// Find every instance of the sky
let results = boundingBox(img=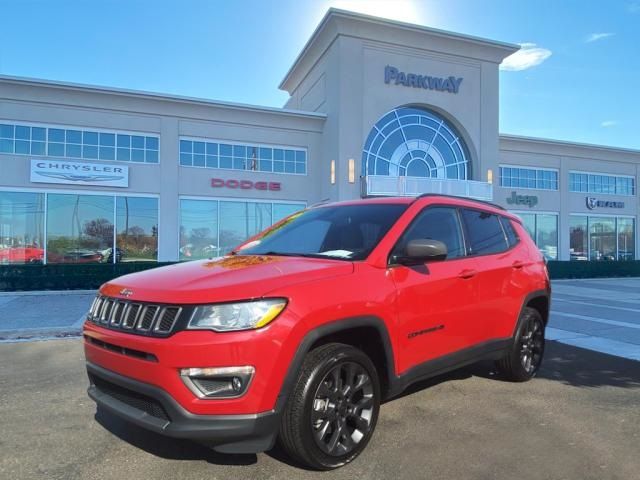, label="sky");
[0,0,638,149]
